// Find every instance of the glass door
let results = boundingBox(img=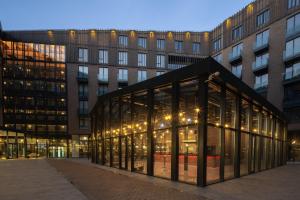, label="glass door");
[120,135,131,170]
